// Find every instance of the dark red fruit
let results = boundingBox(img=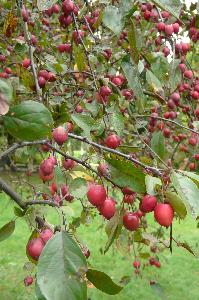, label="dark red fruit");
[40,159,54,175]
[24,276,33,286]
[87,184,106,207]
[123,194,136,204]
[26,237,45,260]
[52,126,68,145]
[63,159,76,170]
[123,212,140,231]
[133,260,141,269]
[140,195,157,213]
[40,228,54,244]
[99,197,116,220]
[105,134,121,149]
[154,203,174,227]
